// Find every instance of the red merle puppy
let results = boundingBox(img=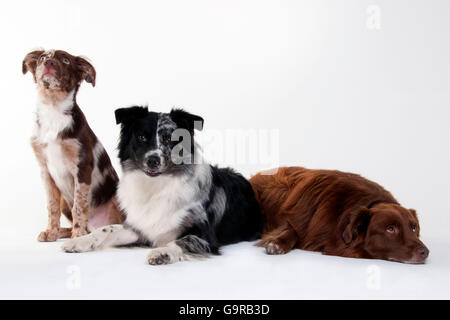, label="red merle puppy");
[23,49,124,241]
